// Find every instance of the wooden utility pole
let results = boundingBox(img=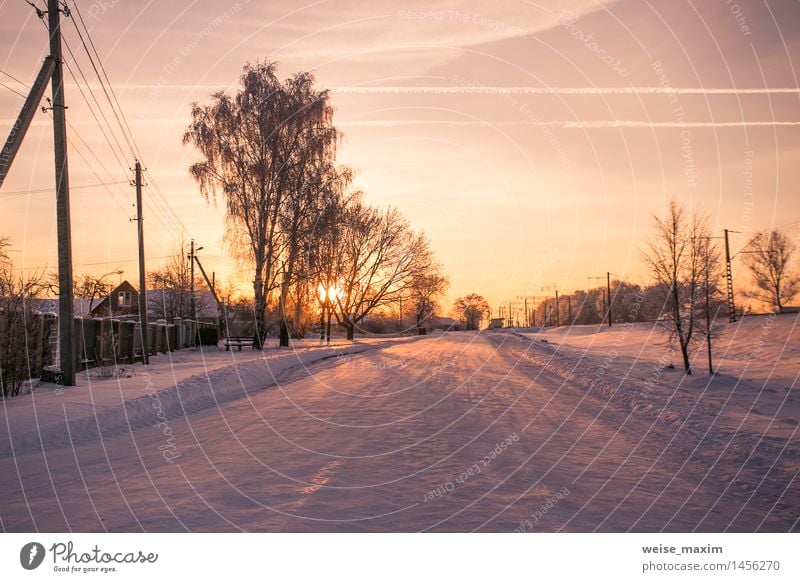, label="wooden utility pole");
[192,252,224,335]
[189,239,195,320]
[50,0,75,386]
[133,161,149,364]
